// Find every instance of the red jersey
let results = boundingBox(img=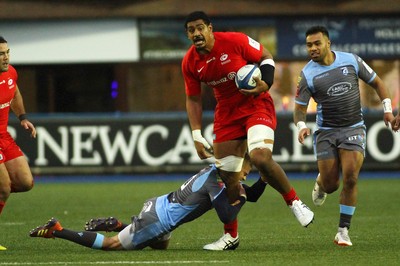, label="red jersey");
[182,32,276,141]
[0,64,18,132]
